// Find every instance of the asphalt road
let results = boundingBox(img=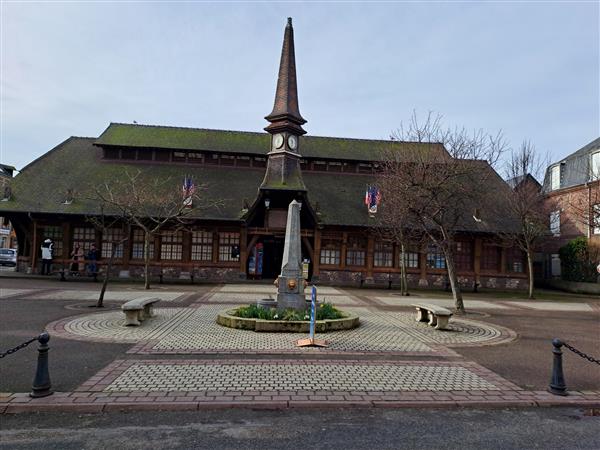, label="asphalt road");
[1,407,598,450]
